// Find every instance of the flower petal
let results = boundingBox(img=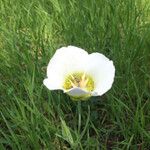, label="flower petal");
[44,46,88,90]
[64,87,91,100]
[64,87,89,96]
[43,78,63,90]
[85,53,115,96]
